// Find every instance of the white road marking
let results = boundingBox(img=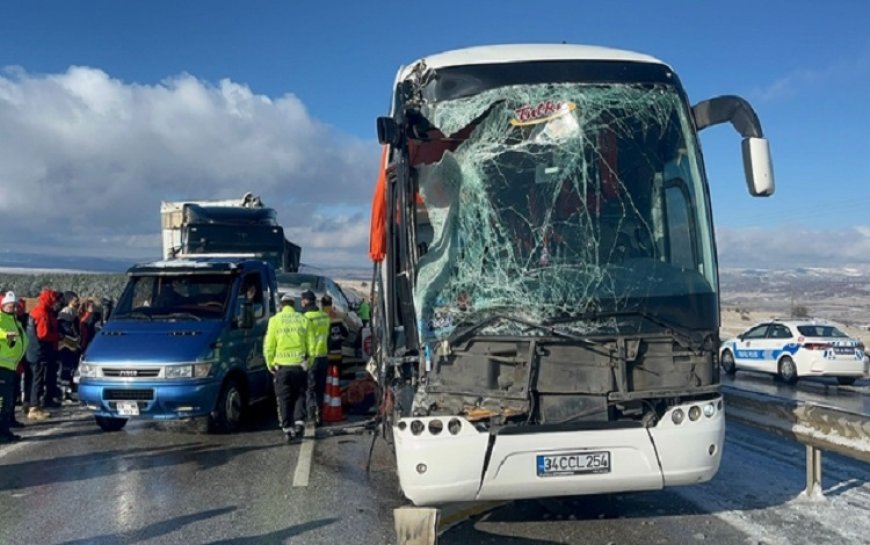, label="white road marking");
[292,426,316,487]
